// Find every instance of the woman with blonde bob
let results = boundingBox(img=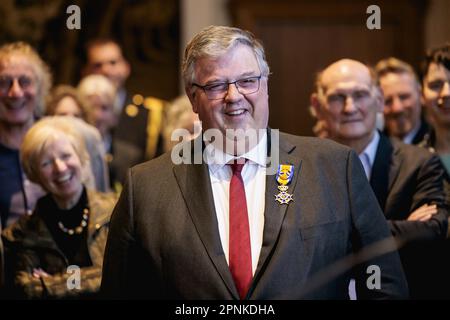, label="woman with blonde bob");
[1,117,116,299]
